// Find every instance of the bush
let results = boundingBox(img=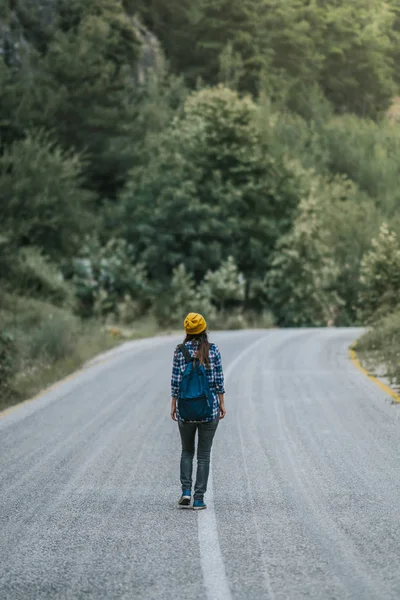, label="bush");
[0,294,56,332]
[28,313,79,363]
[358,224,400,323]
[153,264,216,328]
[203,256,245,313]
[0,293,79,368]
[0,289,128,409]
[224,311,247,330]
[246,310,275,329]
[0,331,18,394]
[5,248,74,307]
[356,310,400,386]
[211,309,275,331]
[72,237,150,318]
[116,295,143,325]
